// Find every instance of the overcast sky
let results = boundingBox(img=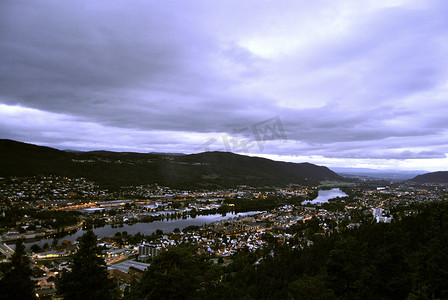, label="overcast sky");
[1,0,448,171]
